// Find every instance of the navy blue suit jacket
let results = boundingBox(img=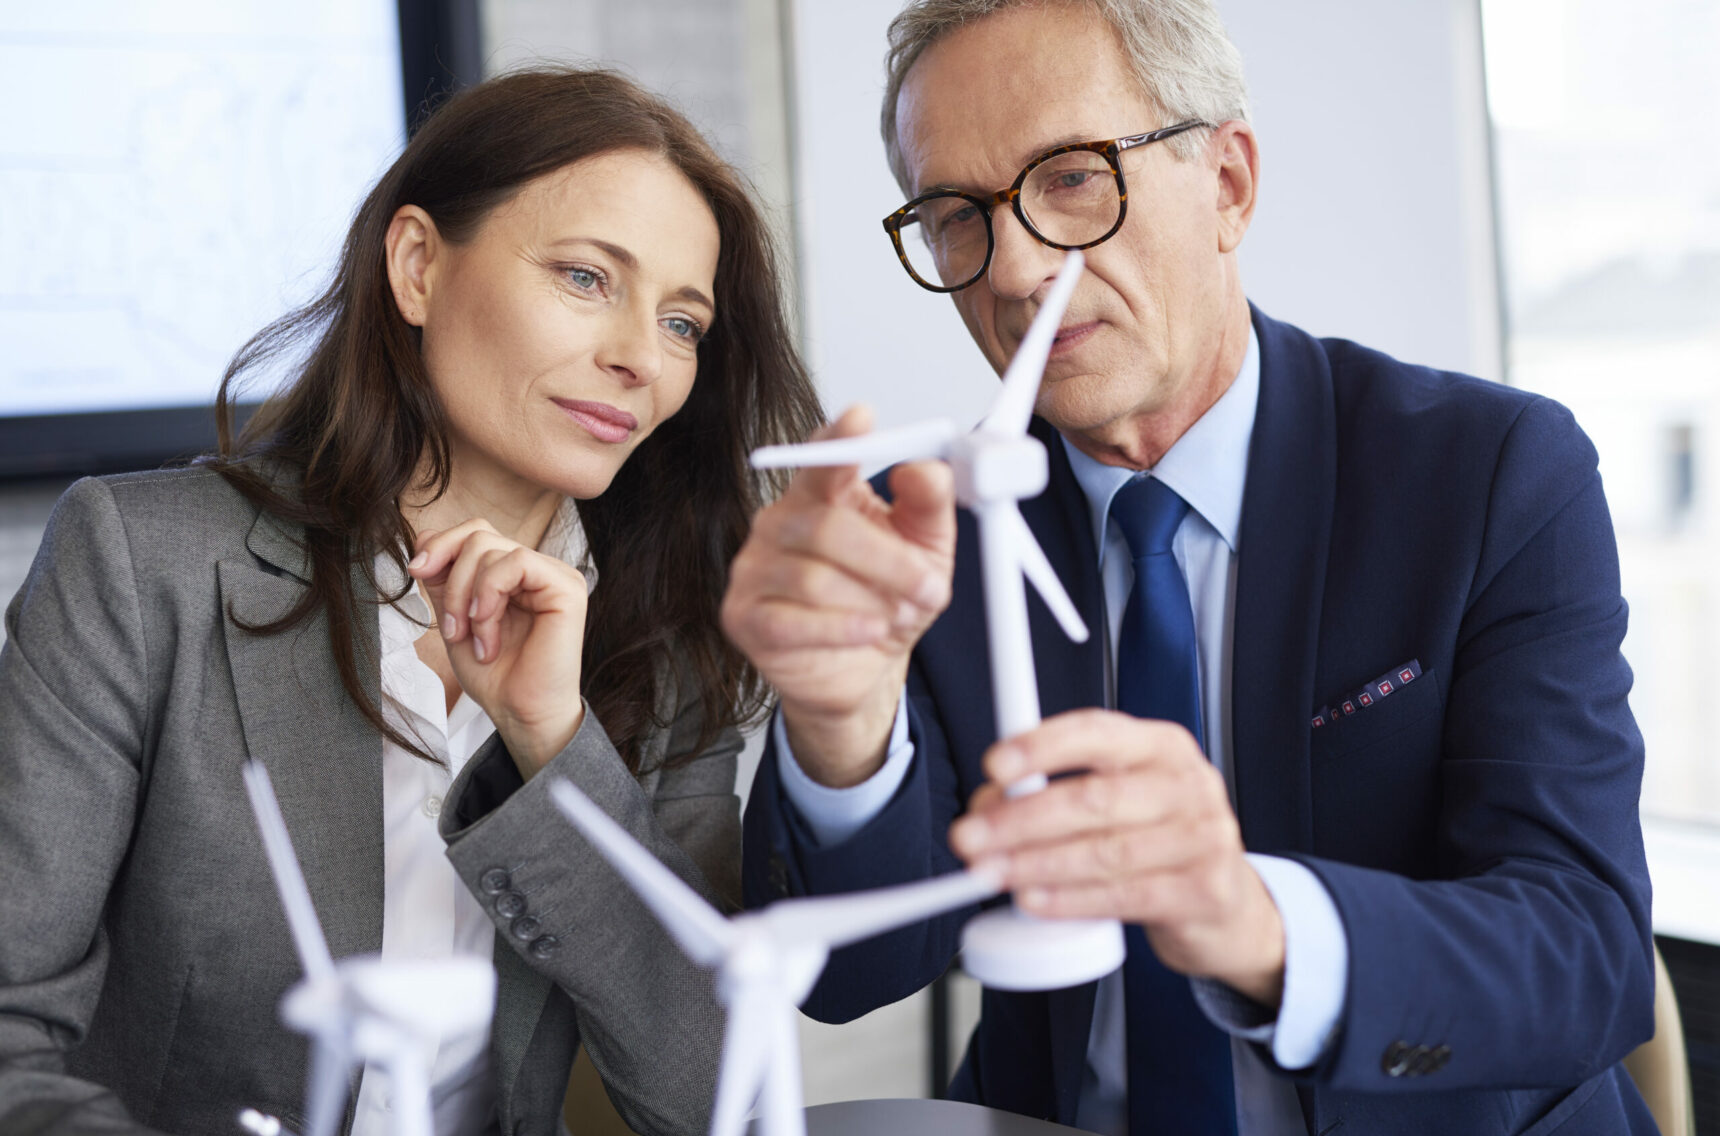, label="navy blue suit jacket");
[743,308,1656,1135]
